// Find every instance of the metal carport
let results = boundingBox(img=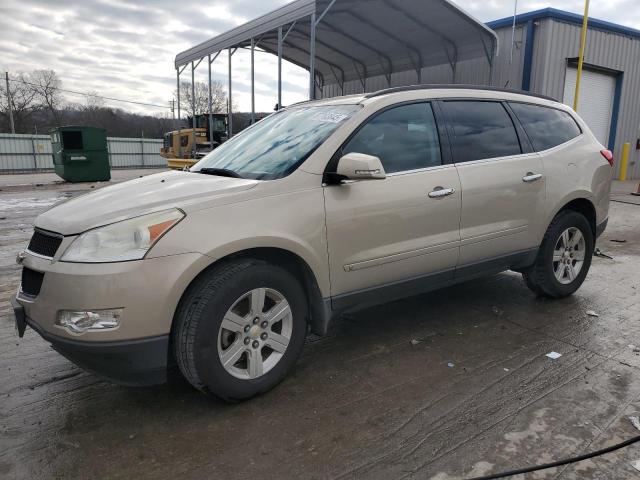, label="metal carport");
[175,0,498,137]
